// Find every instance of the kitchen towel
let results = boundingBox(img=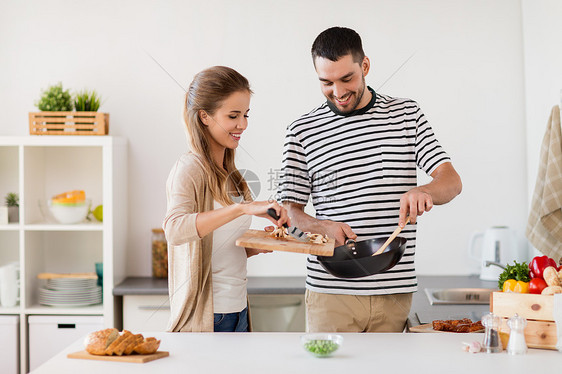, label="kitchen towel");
[526,105,562,259]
